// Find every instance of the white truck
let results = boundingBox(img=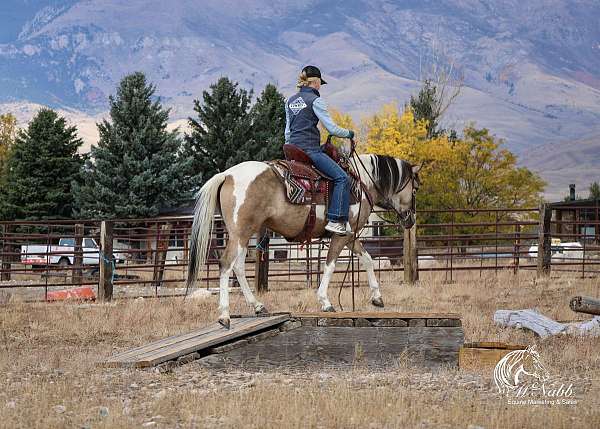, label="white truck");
[21,237,126,267]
